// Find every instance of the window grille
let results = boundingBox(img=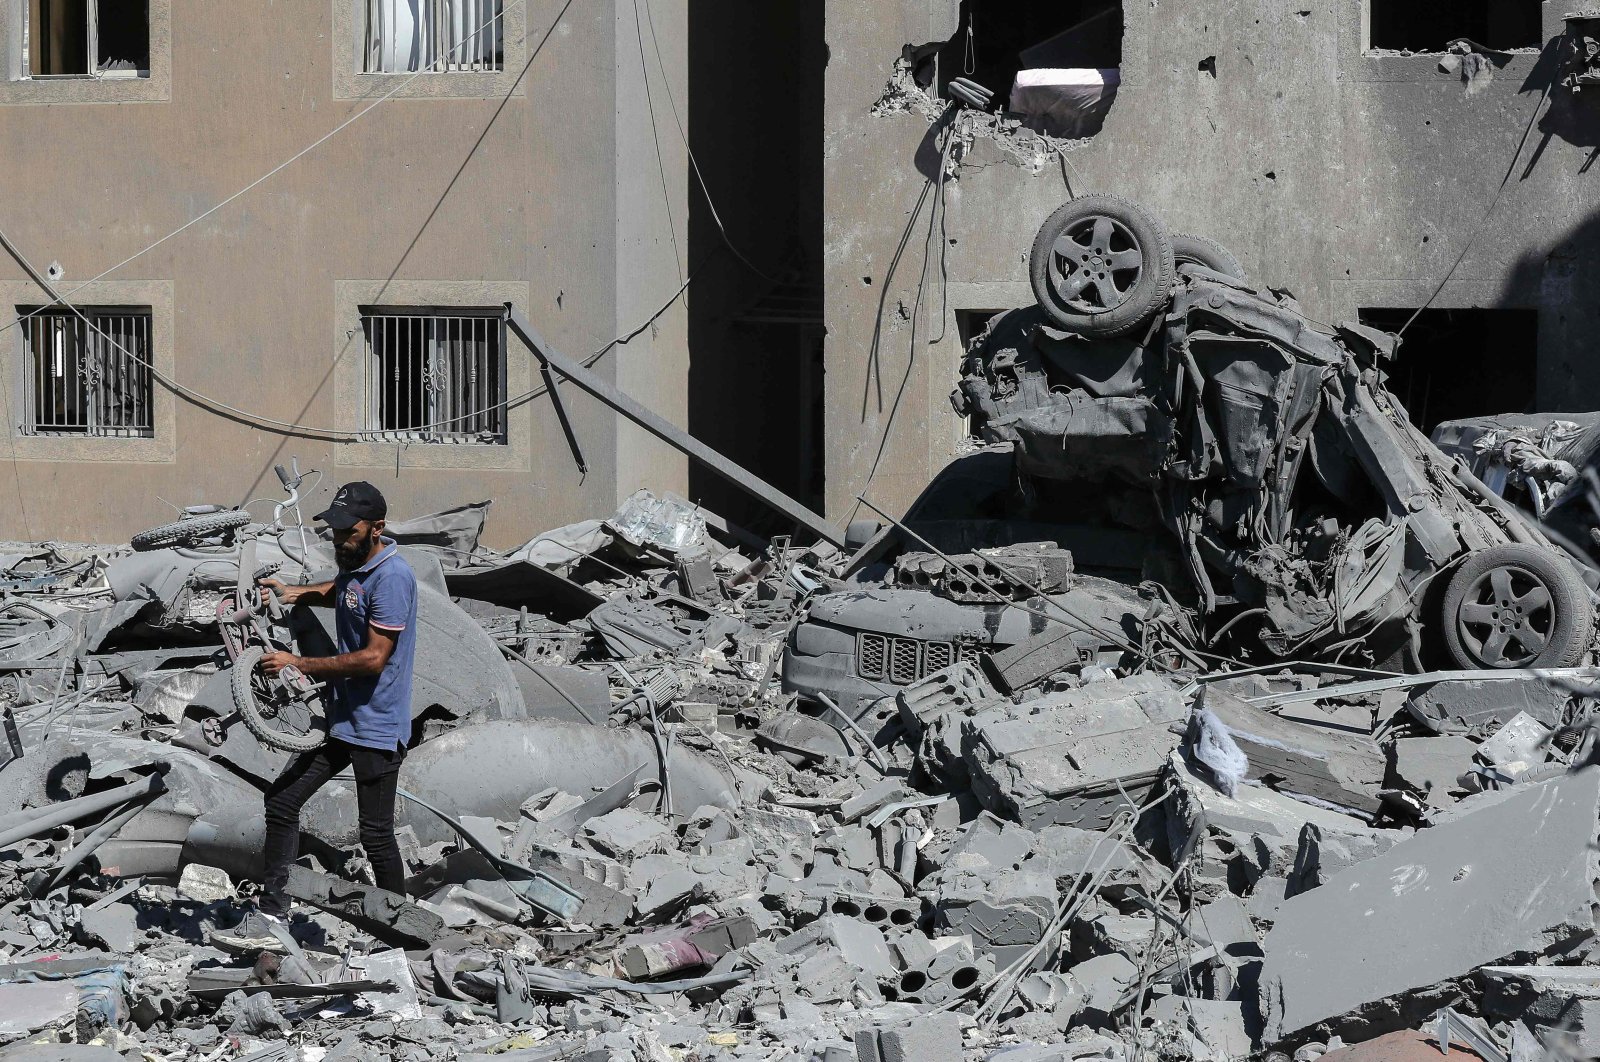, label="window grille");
[362,0,504,73]
[18,307,154,438]
[360,308,507,444]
